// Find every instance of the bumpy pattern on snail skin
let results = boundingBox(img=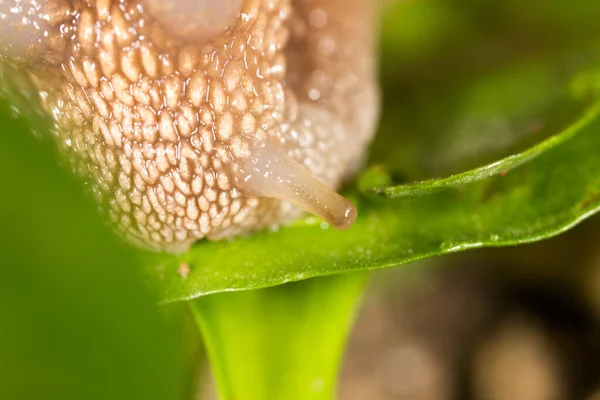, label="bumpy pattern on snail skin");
[0,0,380,253]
